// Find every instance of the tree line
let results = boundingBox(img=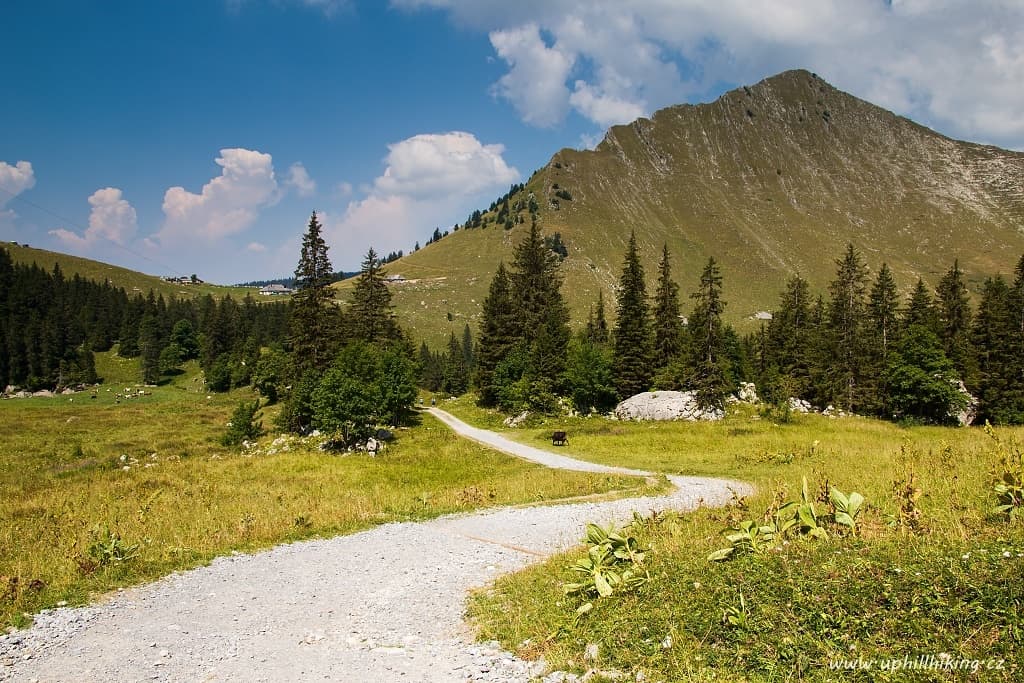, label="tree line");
[0,247,290,391]
[451,231,1024,425]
